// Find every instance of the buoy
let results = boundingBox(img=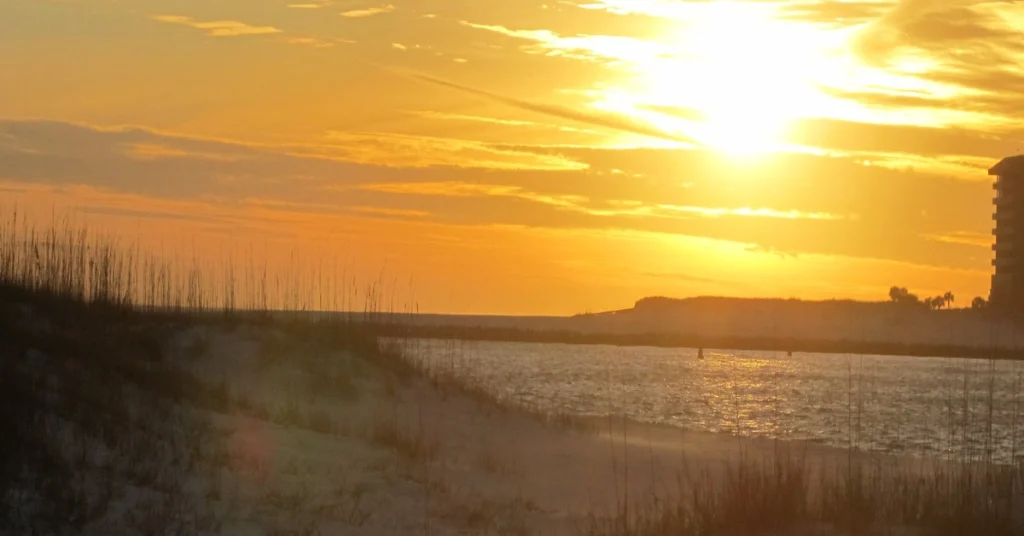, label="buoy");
[697,348,704,359]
